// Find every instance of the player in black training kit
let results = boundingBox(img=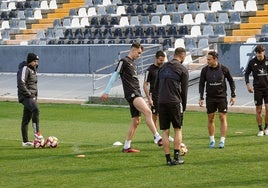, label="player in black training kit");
[245,44,268,136]
[199,51,236,149]
[143,51,174,143]
[101,42,162,153]
[155,47,188,166]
